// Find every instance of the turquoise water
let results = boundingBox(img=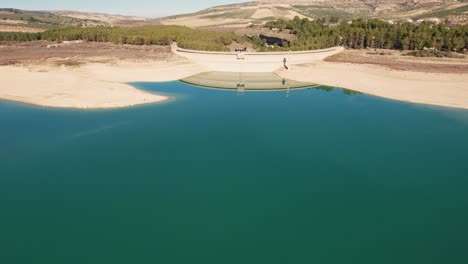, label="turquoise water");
[1,81,468,264]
